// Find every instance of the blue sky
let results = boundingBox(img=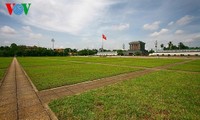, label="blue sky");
[0,0,200,50]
